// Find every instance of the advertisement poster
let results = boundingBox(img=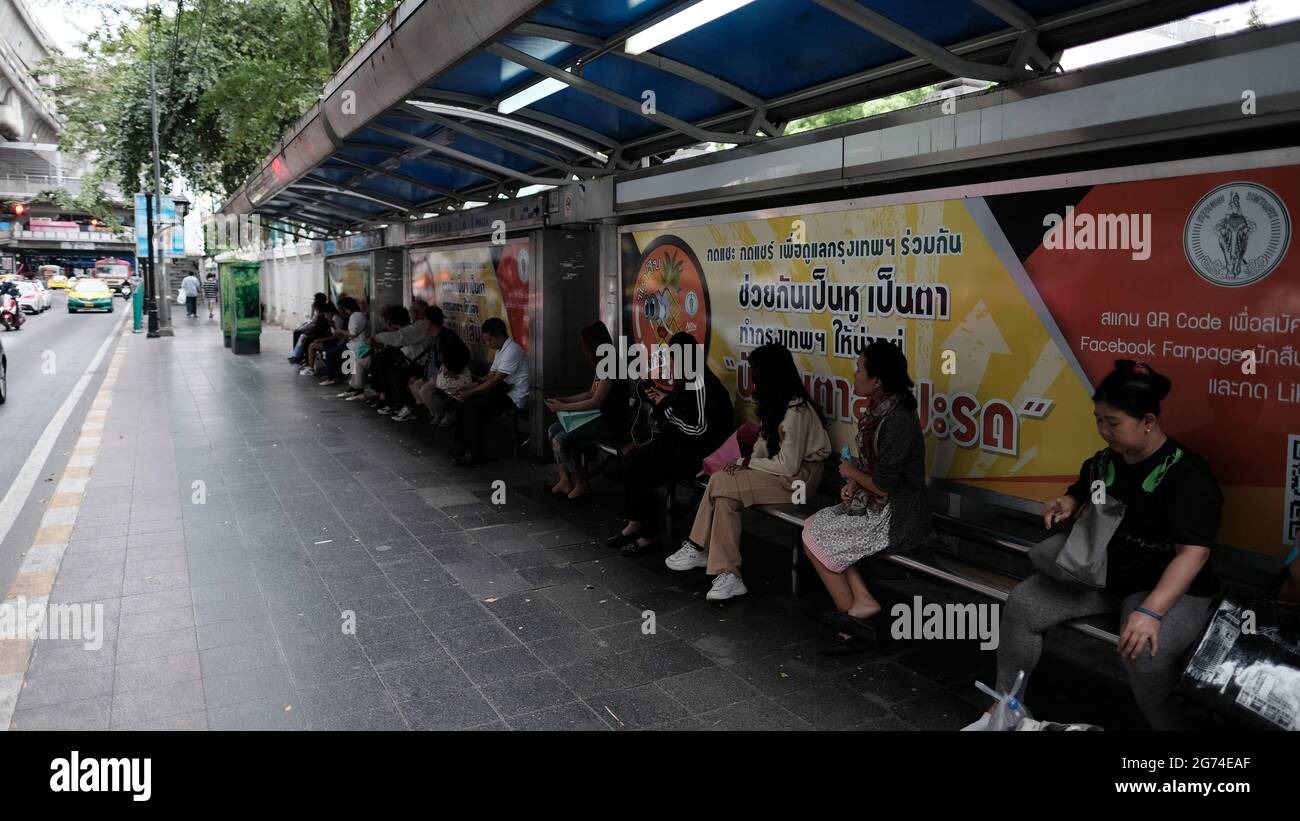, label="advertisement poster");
[622,162,1298,557]
[232,262,261,335]
[326,255,371,306]
[410,240,530,354]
